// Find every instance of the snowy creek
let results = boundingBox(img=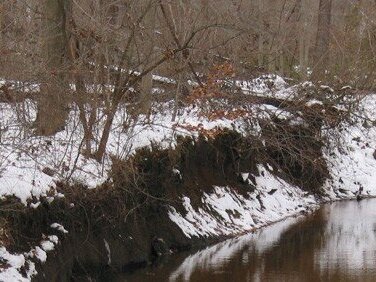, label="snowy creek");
[113,198,376,282]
